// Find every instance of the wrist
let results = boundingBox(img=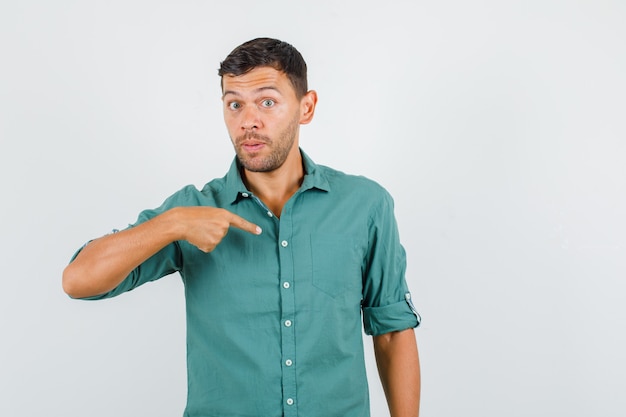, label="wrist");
[157,207,187,242]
